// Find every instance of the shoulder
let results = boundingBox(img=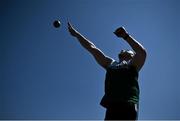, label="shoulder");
[106,60,119,69]
[128,60,139,73]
